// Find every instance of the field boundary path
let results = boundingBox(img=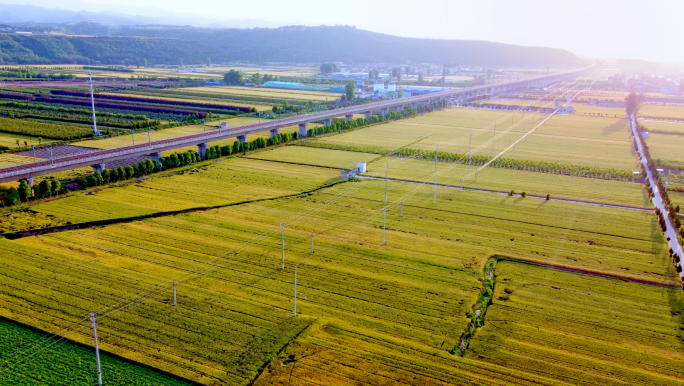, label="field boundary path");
[630,113,684,279]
